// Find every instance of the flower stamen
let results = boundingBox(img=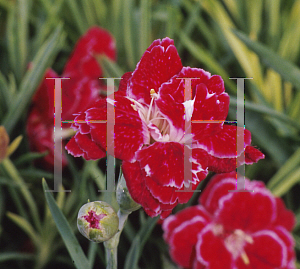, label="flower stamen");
[241,252,250,265]
[147,89,157,123]
[131,104,137,111]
